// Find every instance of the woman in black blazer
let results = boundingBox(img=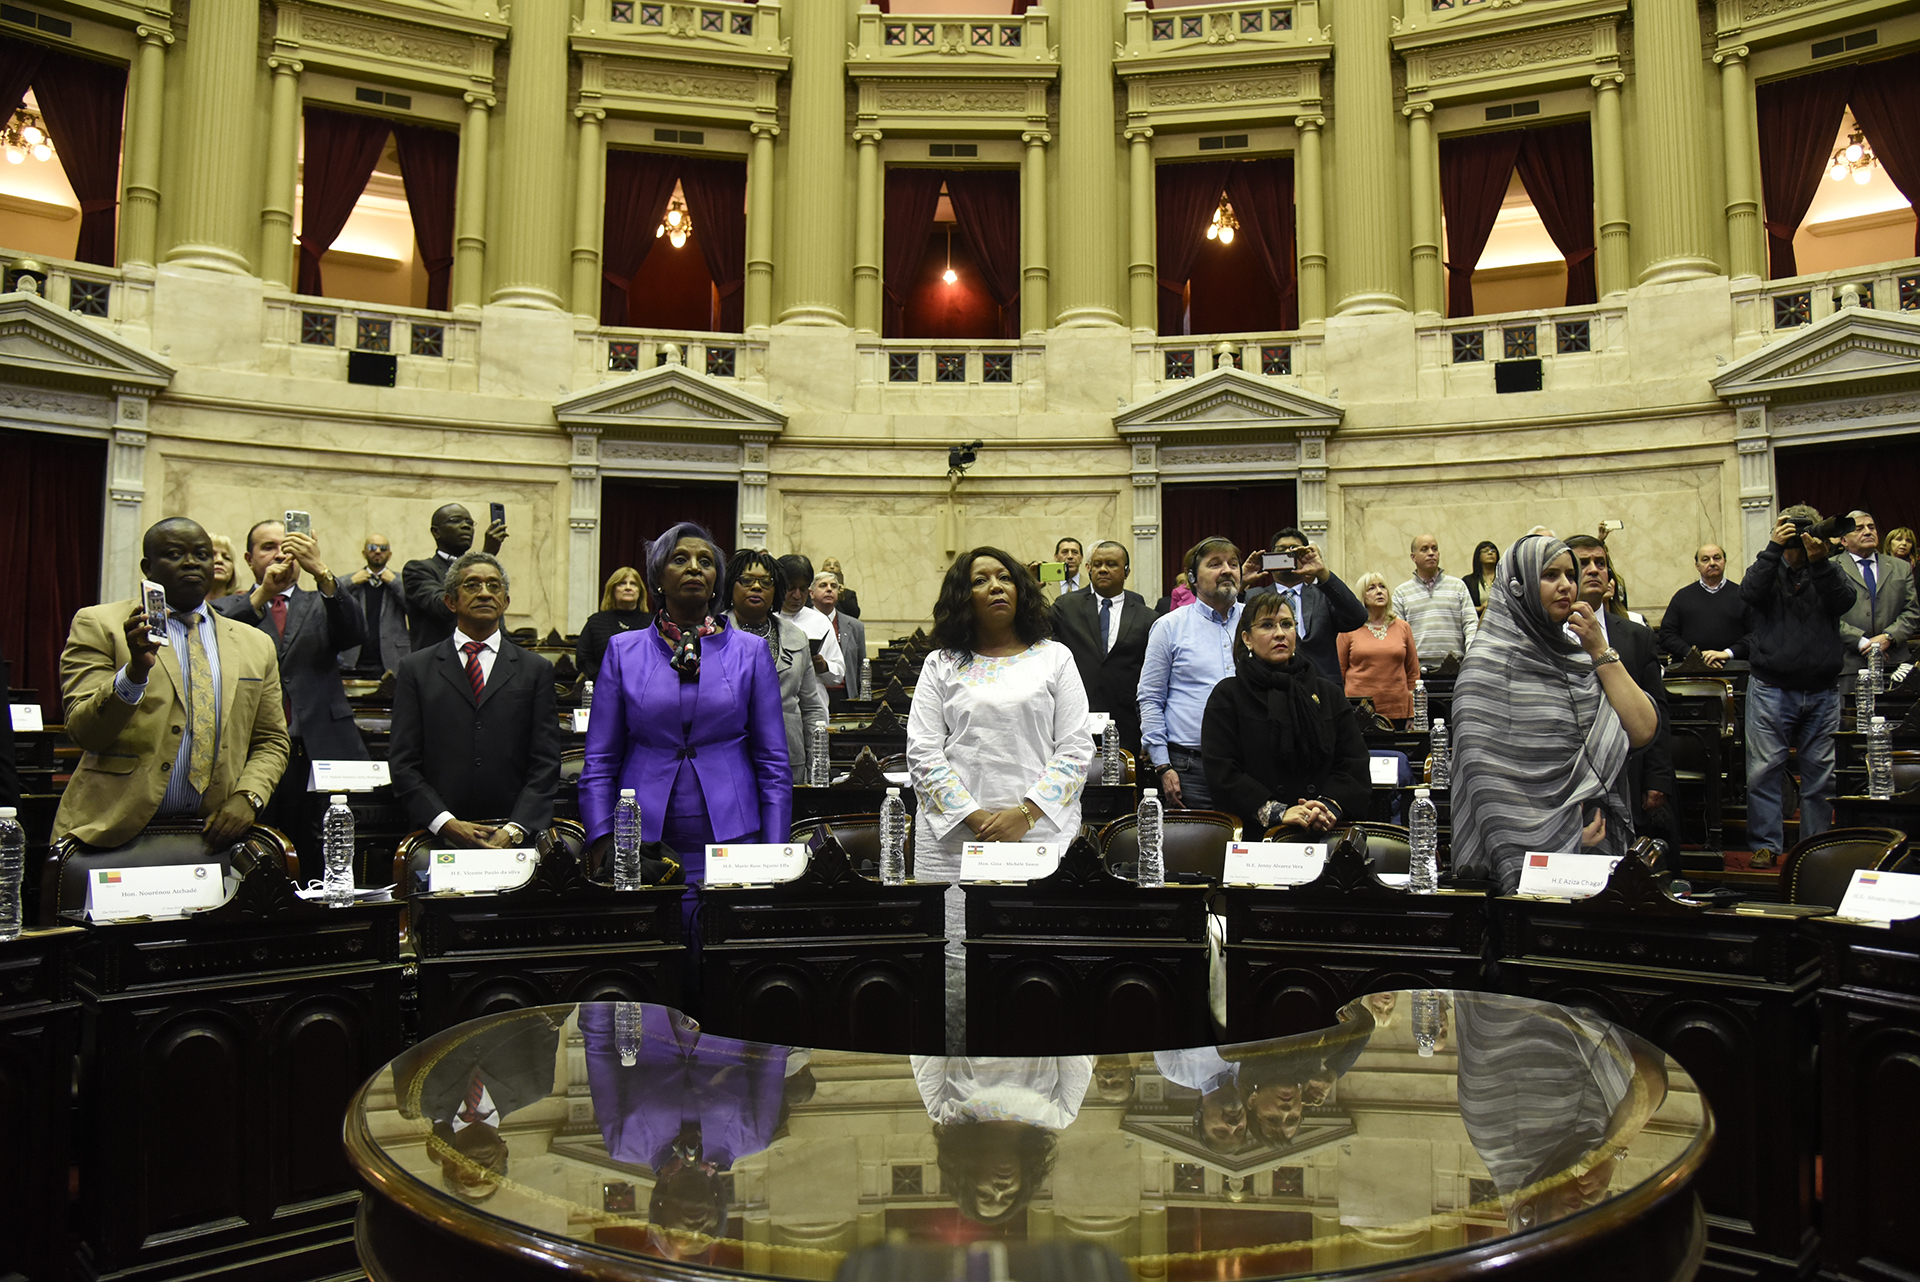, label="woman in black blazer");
[1201,592,1370,836]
